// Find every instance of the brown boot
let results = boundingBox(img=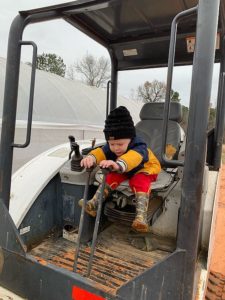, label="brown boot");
[78,184,111,217]
[132,192,150,233]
